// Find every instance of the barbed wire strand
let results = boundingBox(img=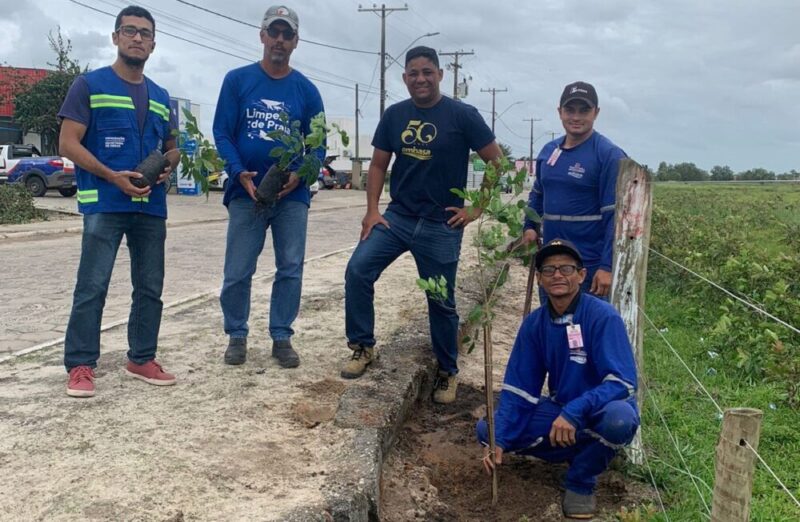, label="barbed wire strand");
[649,248,800,336]
[641,307,800,510]
[640,432,672,521]
[744,439,800,509]
[641,378,712,517]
